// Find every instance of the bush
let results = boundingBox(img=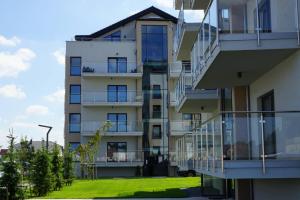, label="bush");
[51,144,63,190]
[63,146,74,185]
